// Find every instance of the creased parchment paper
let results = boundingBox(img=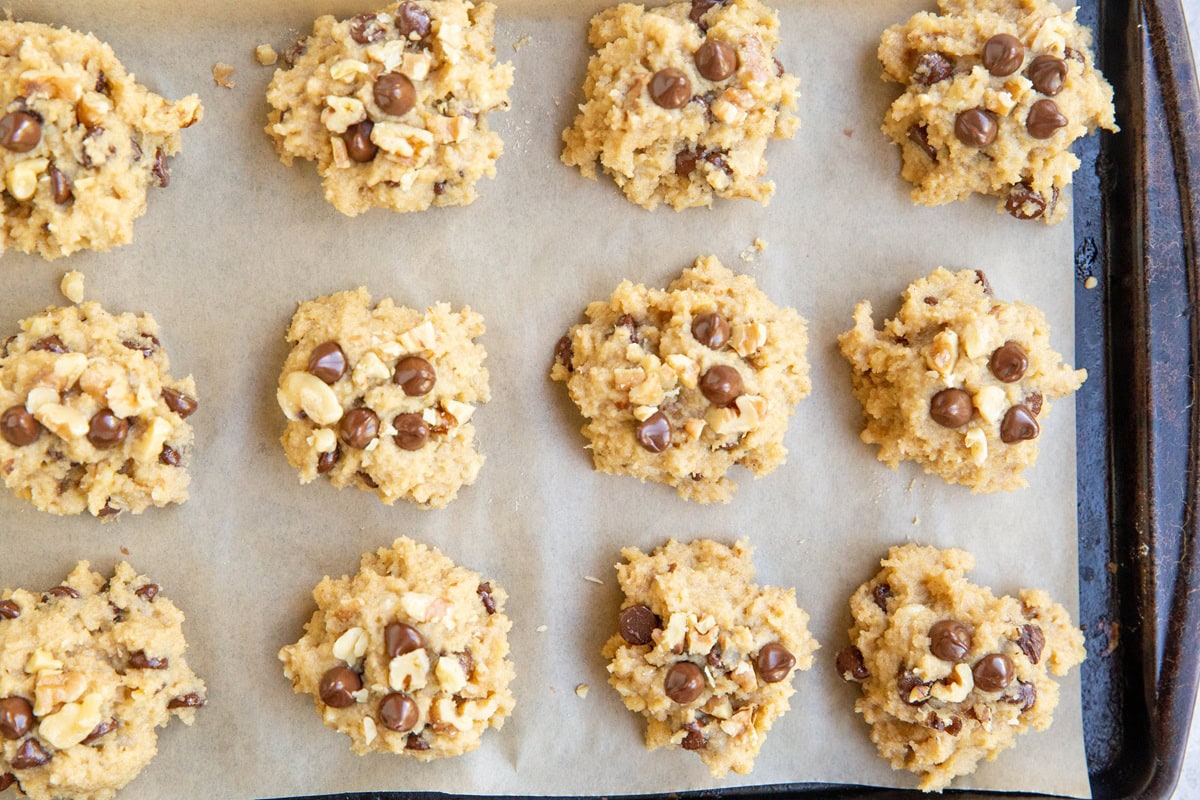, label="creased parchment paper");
[0,0,1091,797]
